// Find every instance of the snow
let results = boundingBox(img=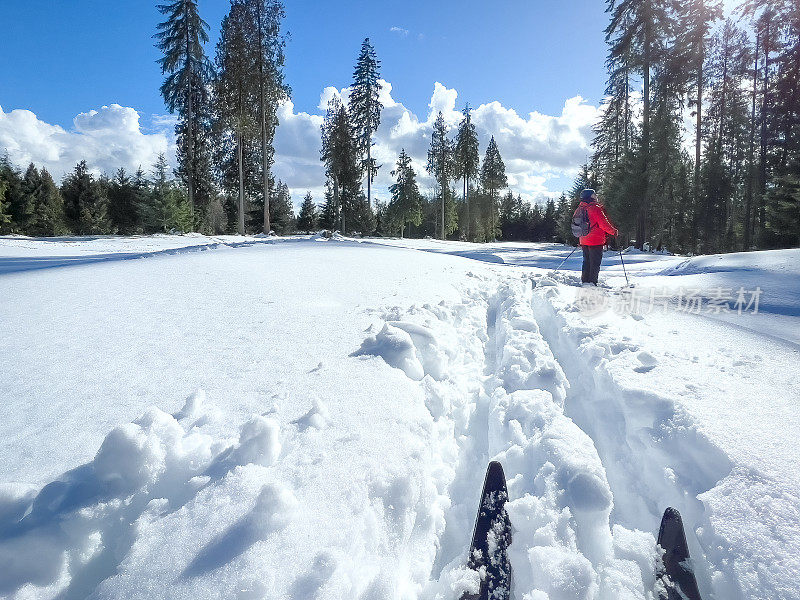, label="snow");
[0,234,798,599]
